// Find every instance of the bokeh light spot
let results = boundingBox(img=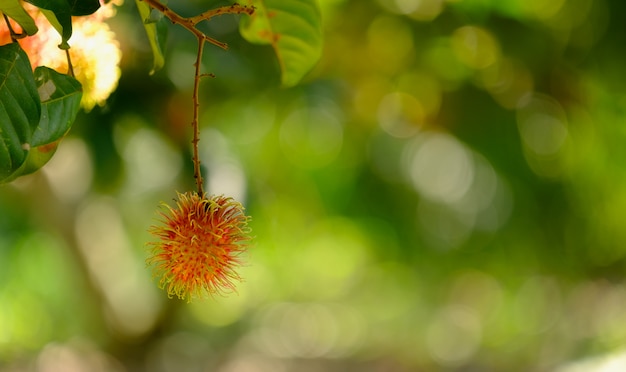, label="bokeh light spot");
[397,72,442,118]
[288,217,370,300]
[519,113,568,156]
[115,121,182,197]
[425,38,470,87]
[513,276,562,334]
[367,16,415,74]
[522,0,566,20]
[167,51,196,90]
[426,305,482,368]
[394,0,420,13]
[145,332,213,372]
[417,200,475,250]
[36,340,124,372]
[353,75,393,123]
[43,138,93,203]
[516,93,569,177]
[452,26,500,69]
[188,287,249,327]
[377,92,425,138]
[406,133,513,248]
[479,58,535,109]
[201,129,248,201]
[408,132,474,204]
[376,0,444,20]
[75,197,160,337]
[448,270,504,322]
[252,302,365,359]
[208,96,276,145]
